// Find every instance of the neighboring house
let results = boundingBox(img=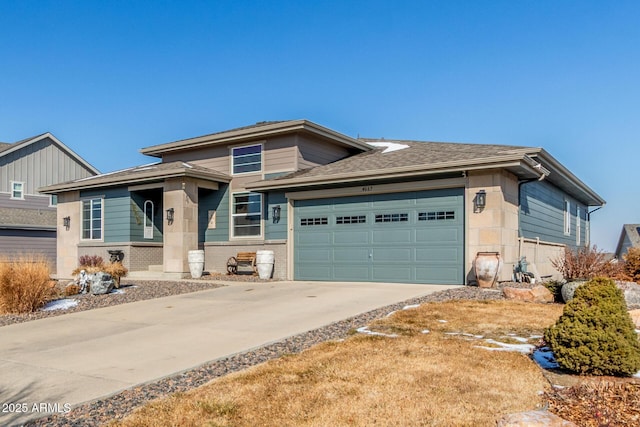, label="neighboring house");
[615,224,640,259]
[40,120,604,284]
[0,133,99,271]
